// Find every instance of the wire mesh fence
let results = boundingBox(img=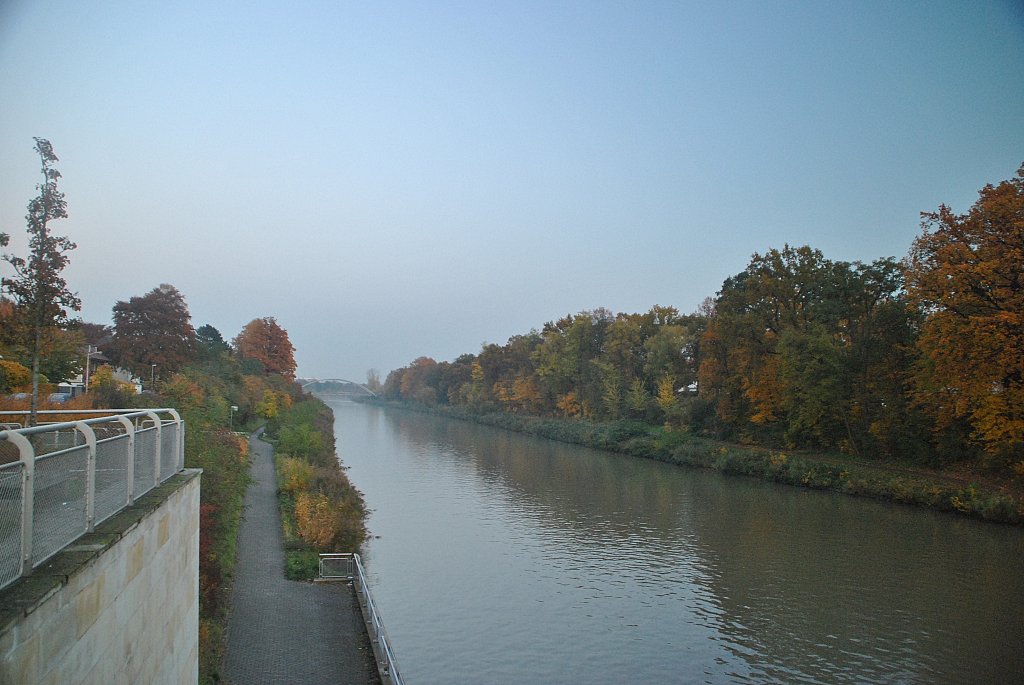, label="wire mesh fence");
[32,446,90,567]
[95,433,131,526]
[0,463,24,588]
[134,427,158,498]
[0,410,184,590]
[160,422,179,480]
